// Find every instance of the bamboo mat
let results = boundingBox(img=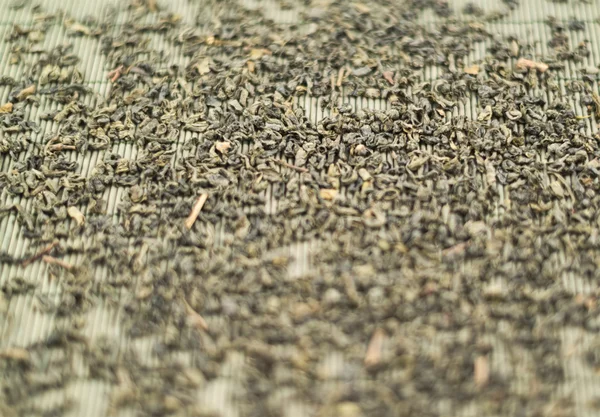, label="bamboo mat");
[1,0,600,416]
